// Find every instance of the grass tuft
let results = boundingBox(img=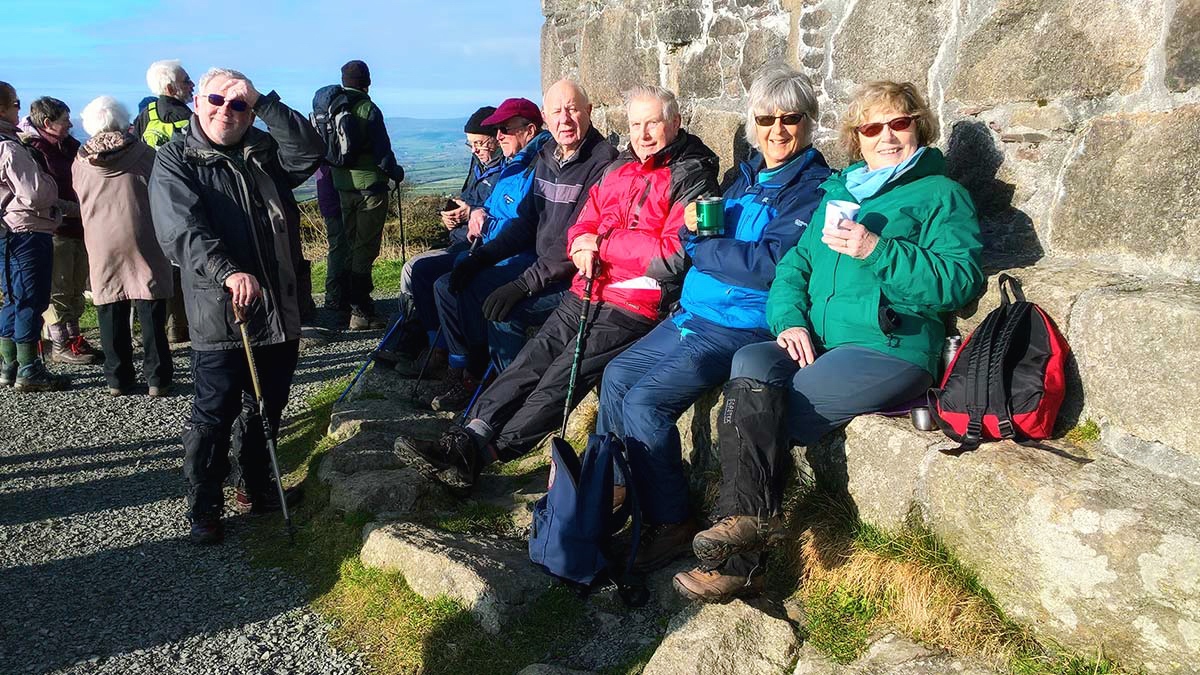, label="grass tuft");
[1065,419,1101,444]
[434,502,515,537]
